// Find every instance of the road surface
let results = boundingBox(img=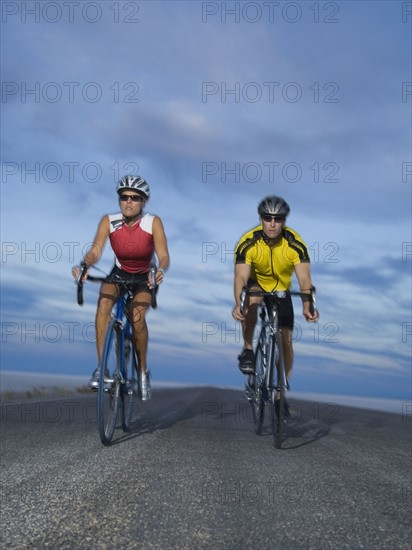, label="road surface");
[1,387,411,549]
